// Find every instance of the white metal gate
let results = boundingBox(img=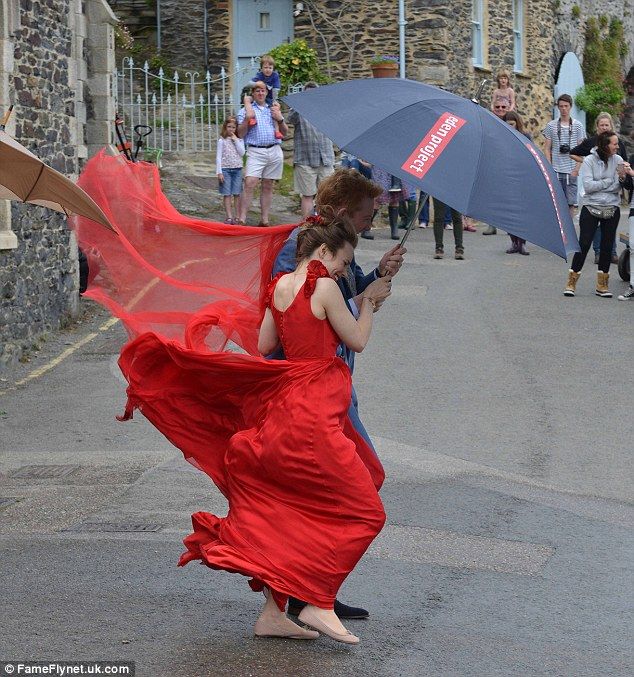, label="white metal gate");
[114,57,258,153]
